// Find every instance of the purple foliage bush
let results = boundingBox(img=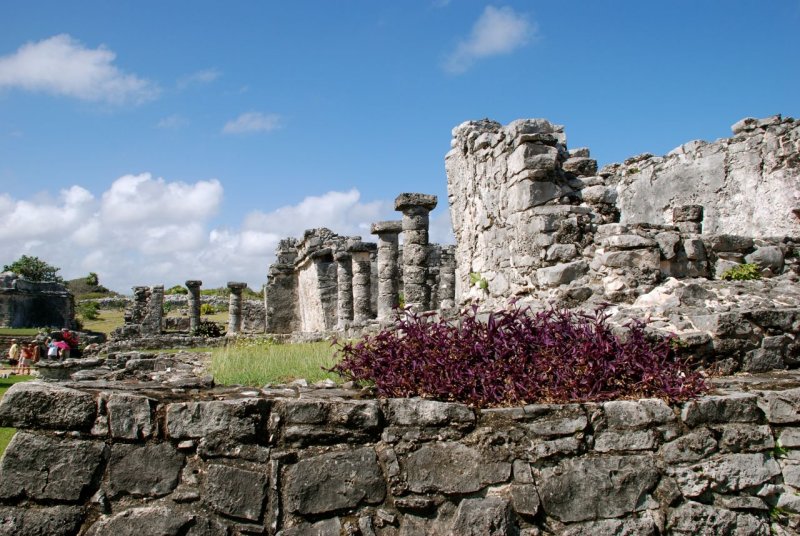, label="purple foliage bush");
[332,305,708,408]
